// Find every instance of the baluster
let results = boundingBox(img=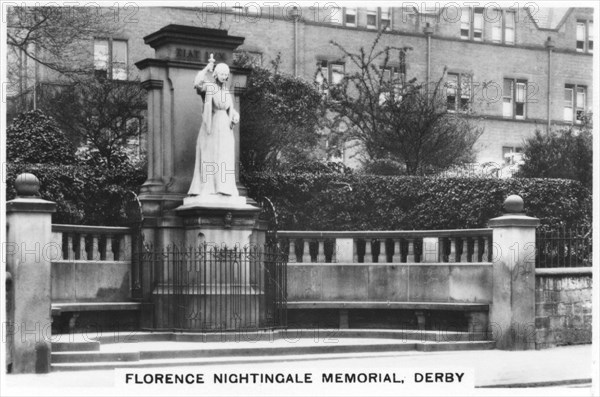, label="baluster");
[288,239,296,263]
[461,238,468,263]
[473,238,481,262]
[374,239,382,262]
[392,239,402,263]
[67,233,74,261]
[331,238,337,263]
[364,239,372,262]
[482,236,489,262]
[302,239,312,263]
[450,237,457,262]
[352,239,358,263]
[79,234,87,260]
[91,234,100,260]
[106,234,114,261]
[406,239,415,263]
[317,239,325,263]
